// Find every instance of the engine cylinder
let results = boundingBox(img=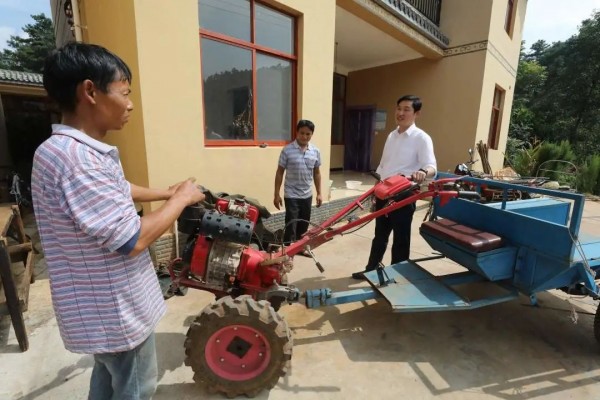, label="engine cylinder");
[199,209,254,245]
